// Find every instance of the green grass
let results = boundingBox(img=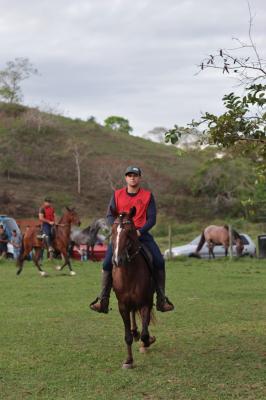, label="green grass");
[1,257,266,400]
